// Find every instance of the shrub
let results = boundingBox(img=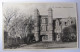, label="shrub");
[61,25,77,42]
[23,33,35,44]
